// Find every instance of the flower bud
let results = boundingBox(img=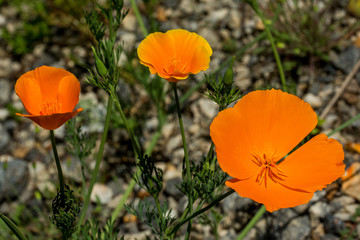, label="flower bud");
[224,56,235,86]
[92,46,108,77]
[348,0,360,18]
